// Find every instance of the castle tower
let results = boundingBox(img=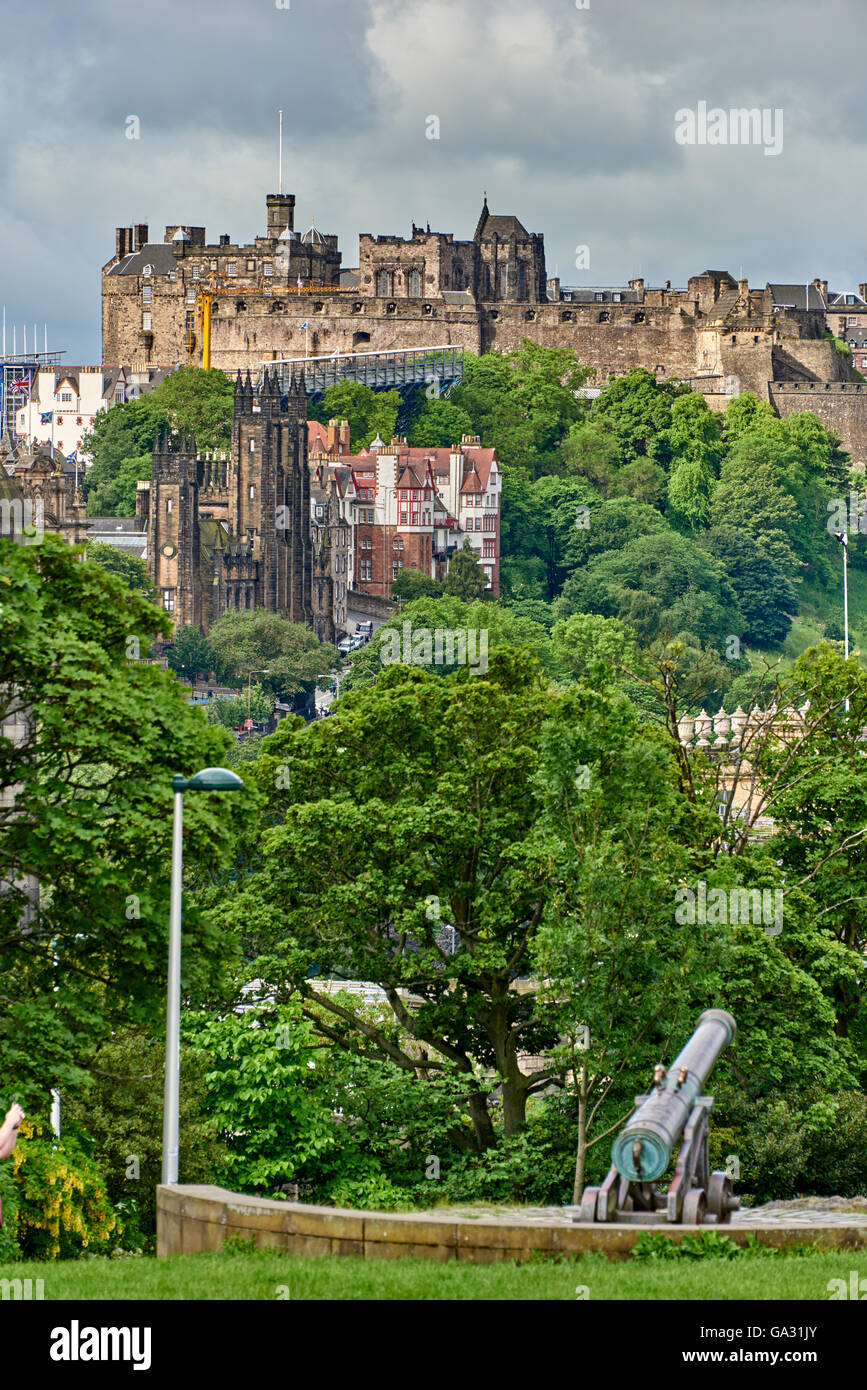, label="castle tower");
[149,431,201,629]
